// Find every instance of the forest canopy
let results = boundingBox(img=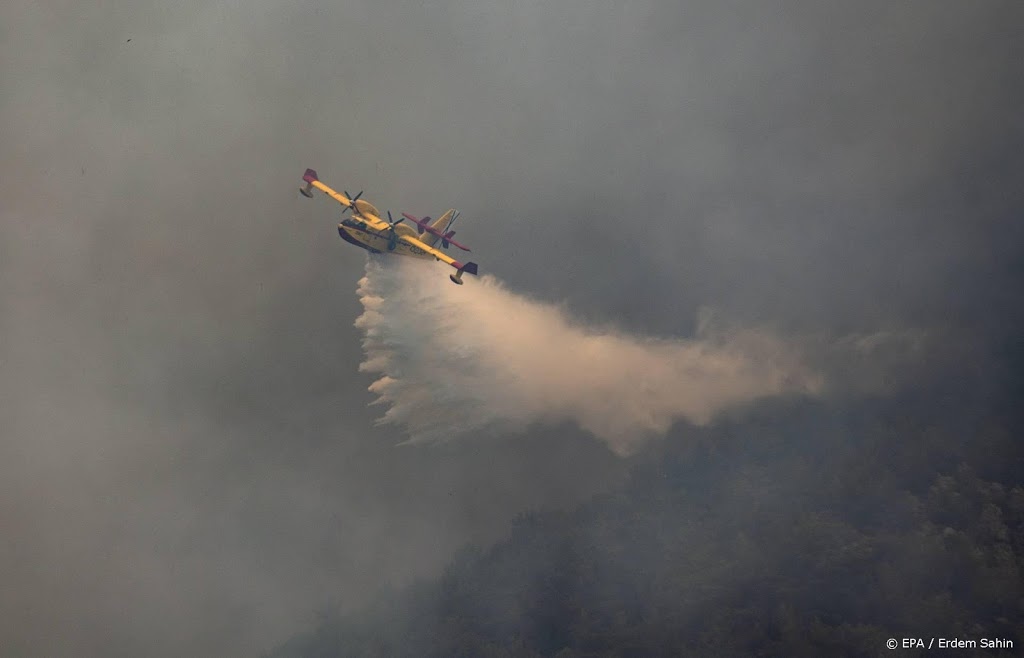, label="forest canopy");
[270,343,1023,657]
